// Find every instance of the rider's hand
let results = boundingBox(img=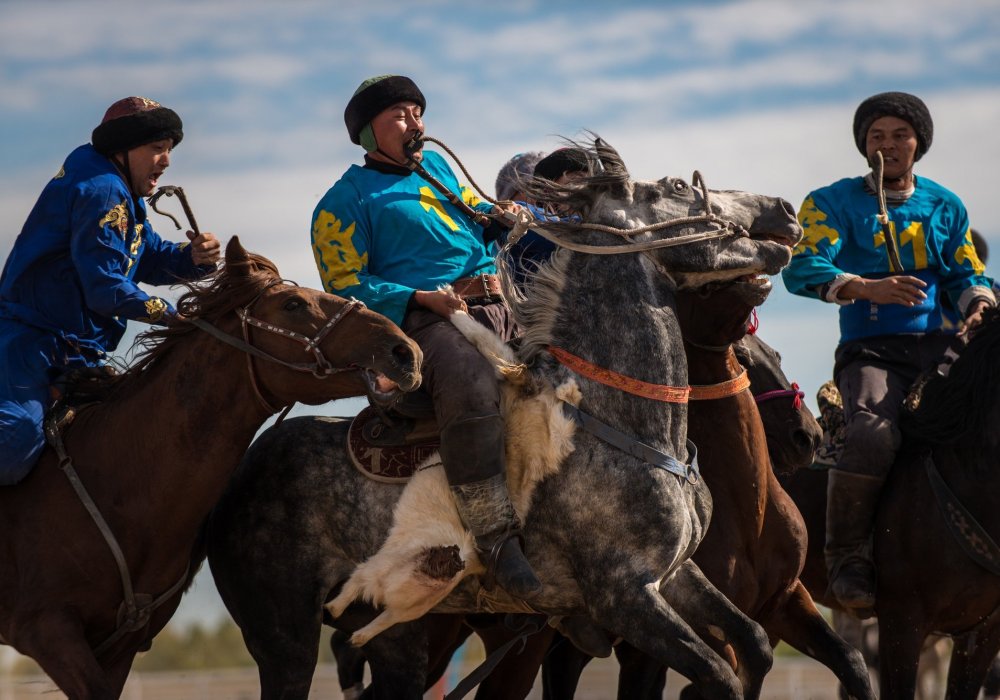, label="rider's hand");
[840,276,927,306]
[961,299,992,335]
[414,289,467,318]
[187,230,222,266]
